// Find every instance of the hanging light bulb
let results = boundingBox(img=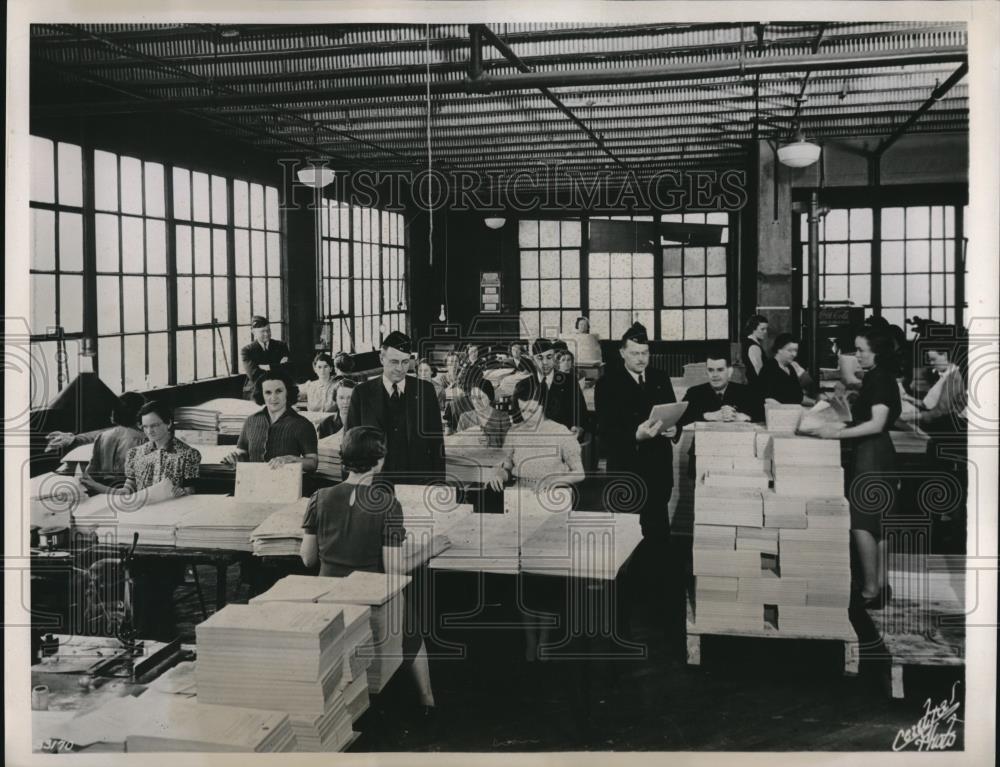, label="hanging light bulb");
[439,304,447,322]
[484,217,506,229]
